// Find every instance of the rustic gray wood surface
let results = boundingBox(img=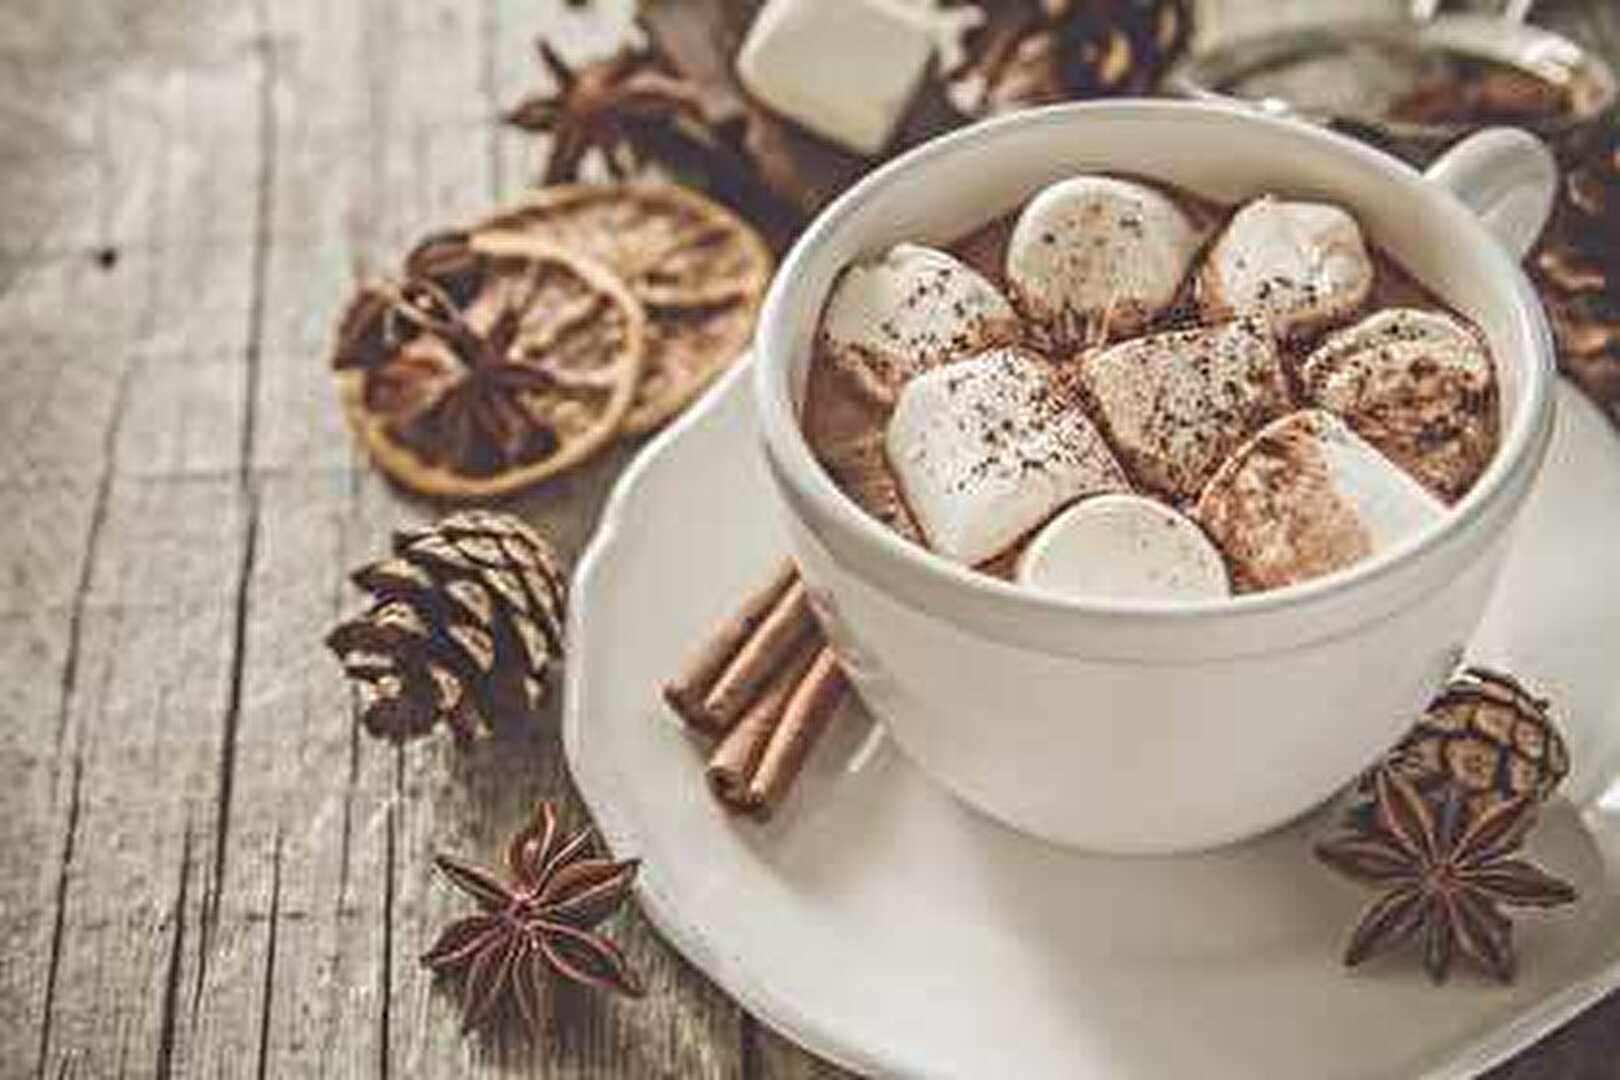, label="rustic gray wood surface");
[1,0,1616,1076]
